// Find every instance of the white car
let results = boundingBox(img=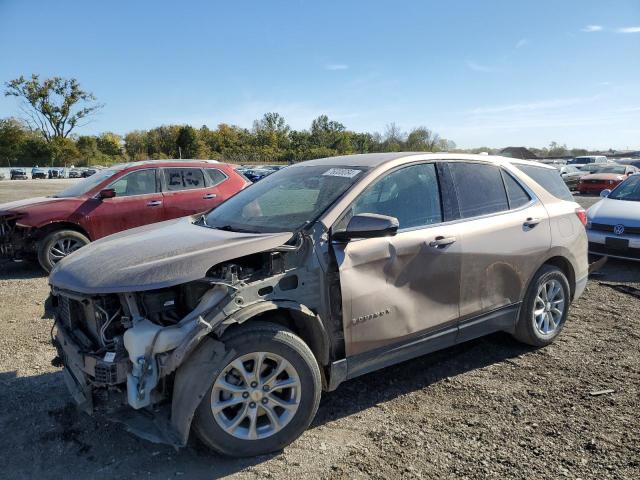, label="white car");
[586,174,640,261]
